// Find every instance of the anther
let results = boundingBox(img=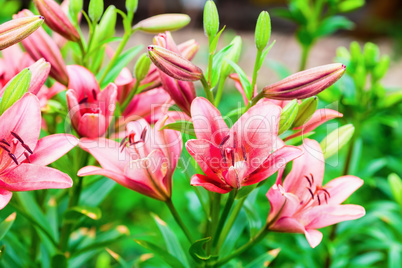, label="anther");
[120,136,128,147]
[0,145,10,152]
[219,135,230,148]
[307,188,314,199]
[79,97,88,105]
[92,89,97,100]
[24,152,31,163]
[310,173,314,184]
[241,145,247,161]
[0,139,10,147]
[304,175,312,187]
[11,132,24,144]
[8,153,18,165]
[230,150,235,166]
[324,194,328,204]
[317,195,321,205]
[140,128,147,141]
[321,188,331,197]
[233,132,237,148]
[21,143,33,154]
